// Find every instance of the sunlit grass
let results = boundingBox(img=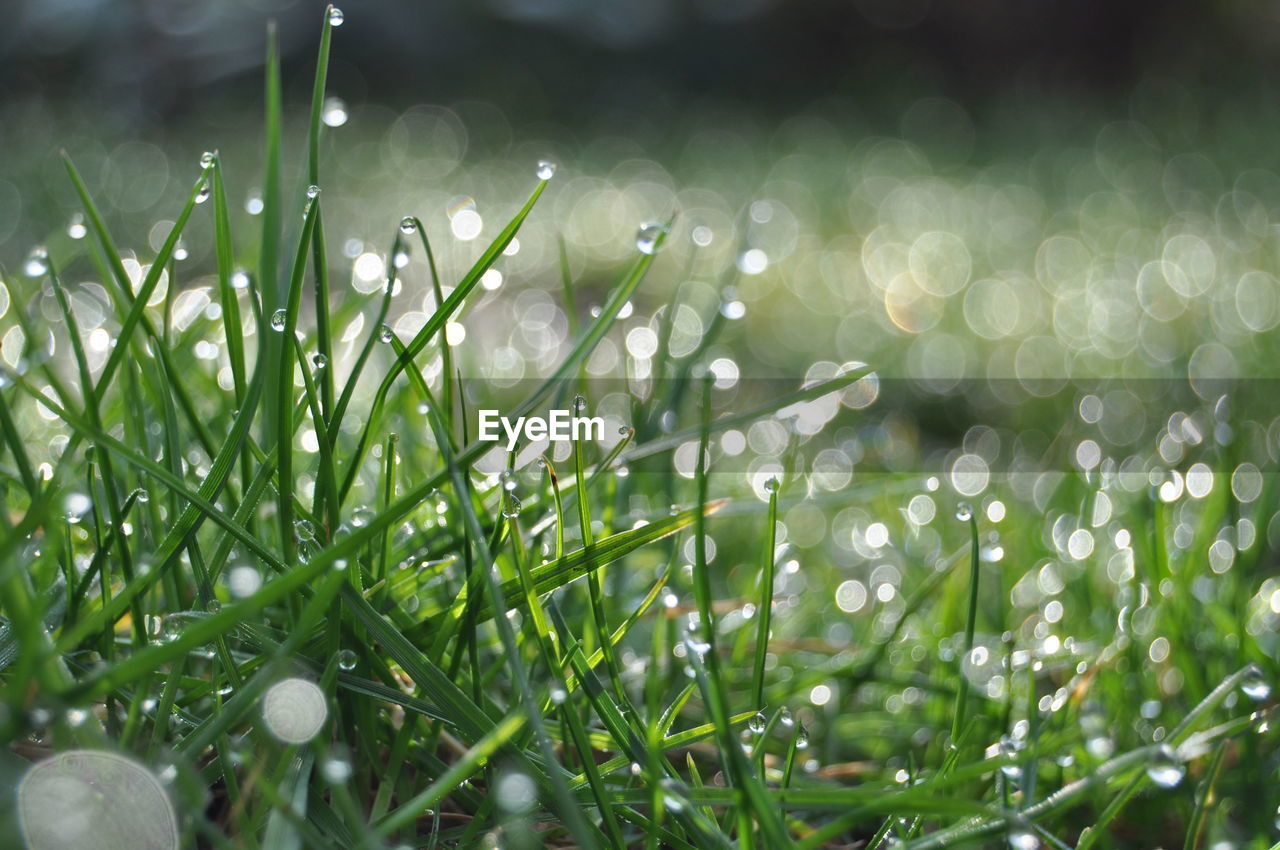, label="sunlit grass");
[0,6,1278,849]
